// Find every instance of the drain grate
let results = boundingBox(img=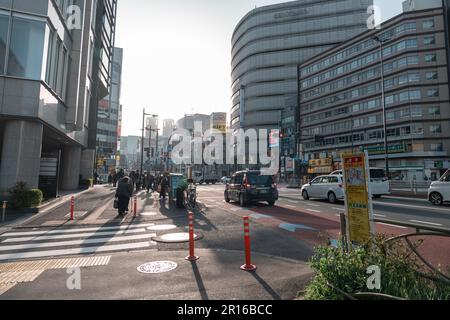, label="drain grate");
[137,261,178,274]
